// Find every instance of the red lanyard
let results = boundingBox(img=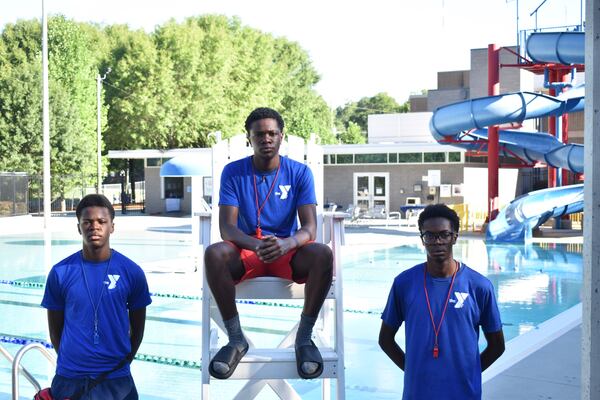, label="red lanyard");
[423,261,459,359]
[252,158,281,239]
